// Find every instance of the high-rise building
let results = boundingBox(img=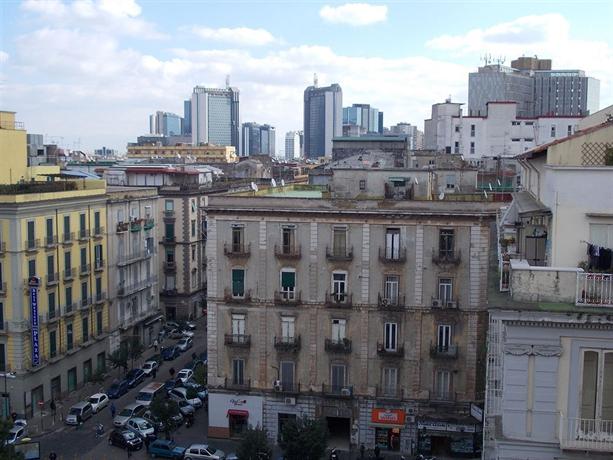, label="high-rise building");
[388,123,424,150]
[183,100,192,136]
[284,131,301,161]
[191,86,240,149]
[342,103,383,135]
[533,70,600,117]
[303,83,342,159]
[241,123,275,156]
[149,111,183,137]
